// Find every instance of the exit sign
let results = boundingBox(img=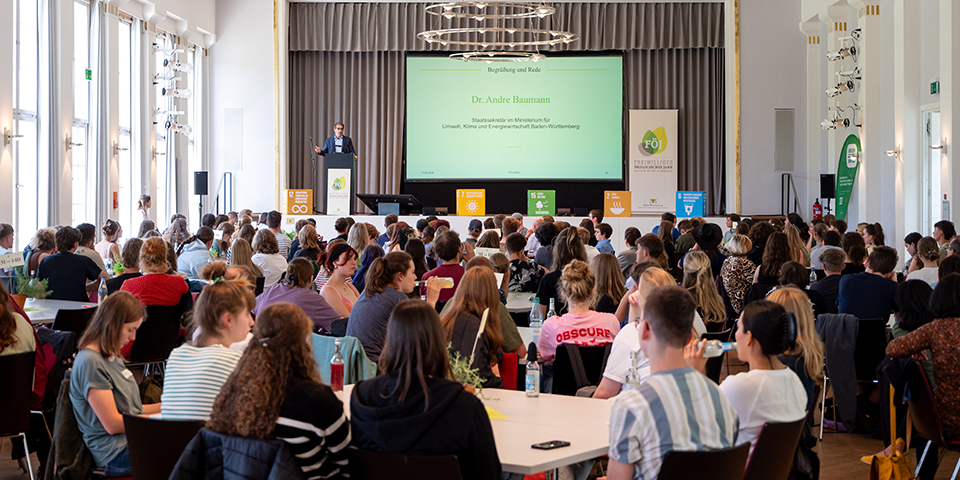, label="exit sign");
[931,81,939,95]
